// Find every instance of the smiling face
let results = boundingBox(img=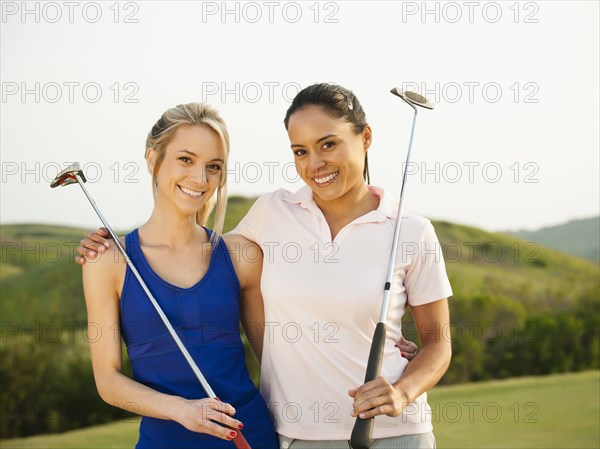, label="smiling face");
[147,124,224,217]
[287,105,372,204]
